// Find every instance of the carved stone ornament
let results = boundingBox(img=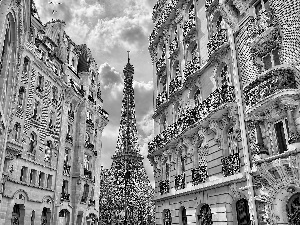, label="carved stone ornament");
[232,0,248,14]
[182,137,194,159]
[229,183,242,200]
[198,127,209,150]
